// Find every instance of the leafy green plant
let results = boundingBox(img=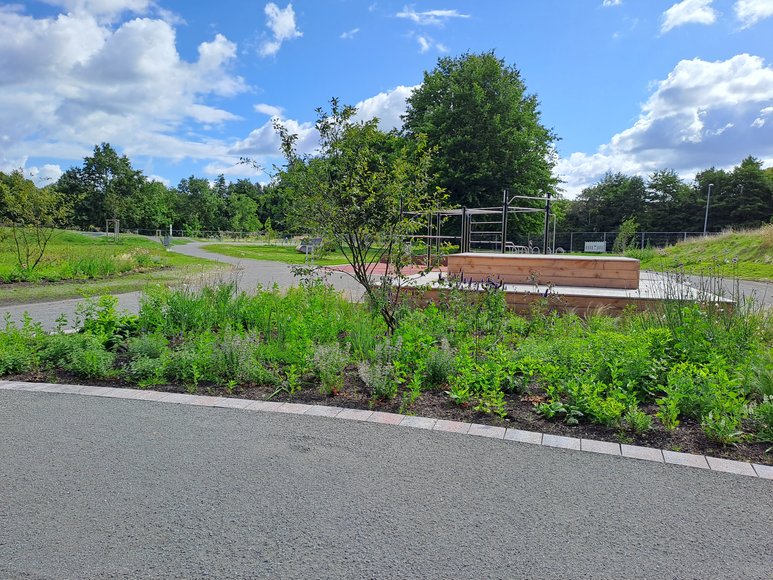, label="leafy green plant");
[749,395,773,444]
[701,411,745,445]
[622,406,652,434]
[535,400,584,426]
[358,361,397,401]
[656,394,681,431]
[313,342,349,396]
[423,338,454,389]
